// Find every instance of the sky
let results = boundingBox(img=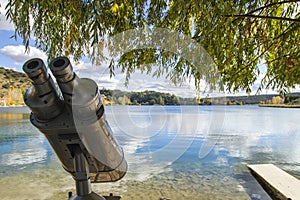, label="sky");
[0,0,298,97]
